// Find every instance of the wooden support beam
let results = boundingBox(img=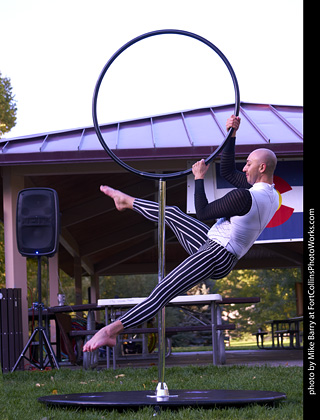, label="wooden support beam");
[2,167,29,349]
